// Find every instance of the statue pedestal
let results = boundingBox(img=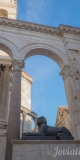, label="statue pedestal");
[12,140,80,160]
